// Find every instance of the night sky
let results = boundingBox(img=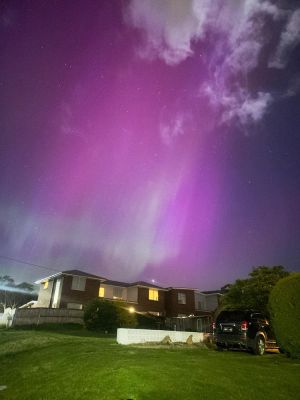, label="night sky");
[0,0,299,290]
